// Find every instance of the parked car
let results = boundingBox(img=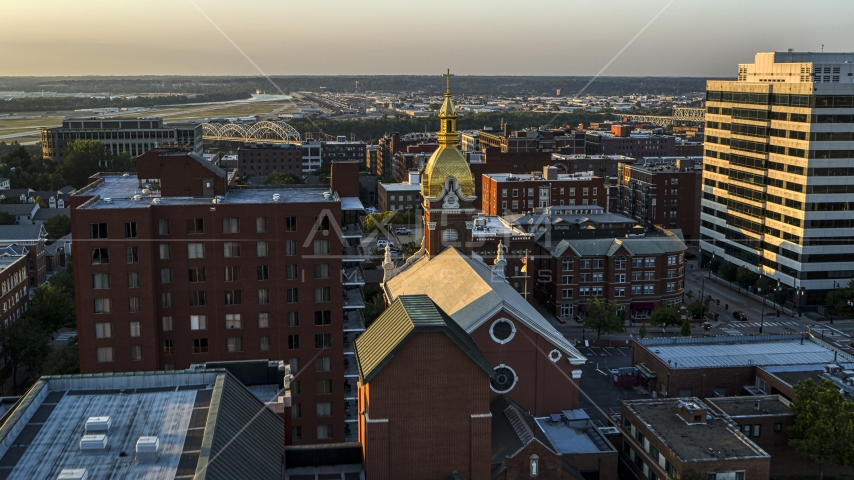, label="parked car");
[733,311,749,321]
[377,239,388,248]
[395,228,412,235]
[365,207,379,214]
